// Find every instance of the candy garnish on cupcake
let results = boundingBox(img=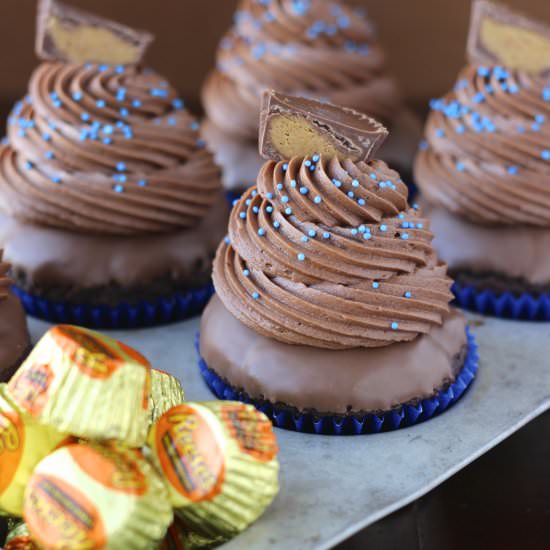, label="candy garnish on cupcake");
[36,0,154,65]
[468,0,550,75]
[259,90,389,163]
